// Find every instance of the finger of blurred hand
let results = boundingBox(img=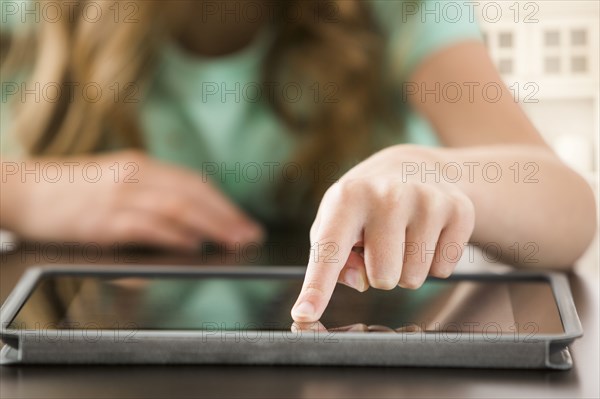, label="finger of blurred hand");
[143,160,263,241]
[132,189,257,246]
[110,211,199,252]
